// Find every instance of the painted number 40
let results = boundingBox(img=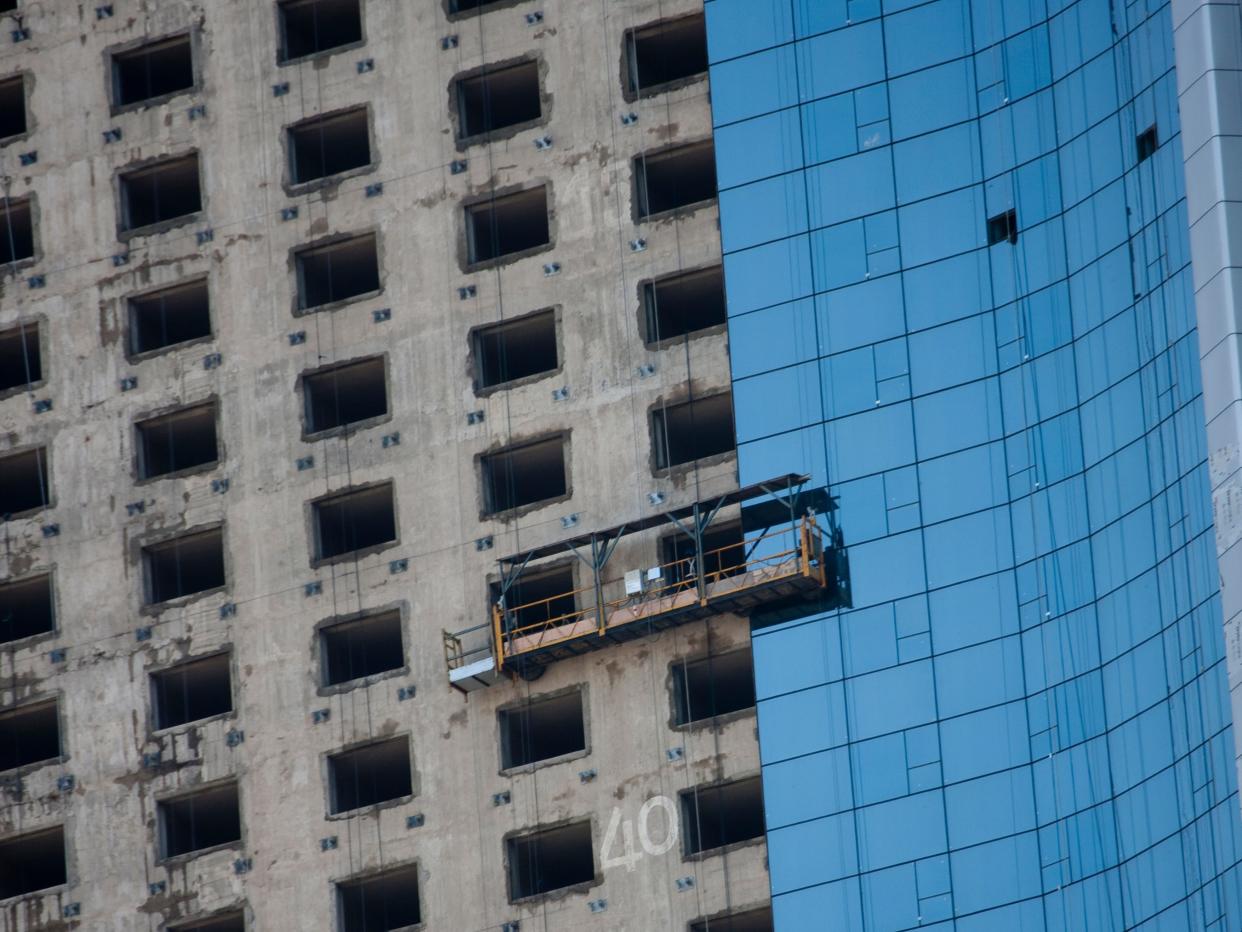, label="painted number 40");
[601,795,679,872]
